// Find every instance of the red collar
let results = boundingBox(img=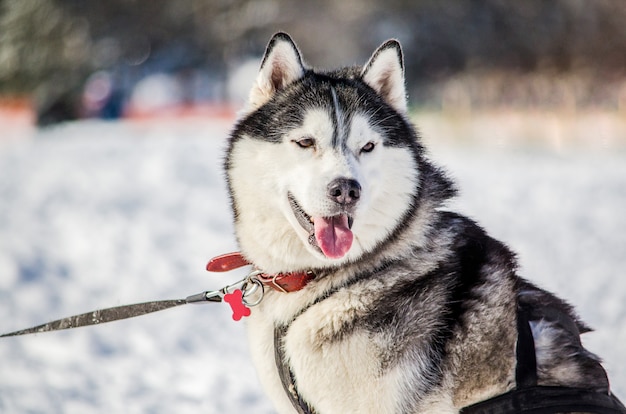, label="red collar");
[206,252,316,293]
